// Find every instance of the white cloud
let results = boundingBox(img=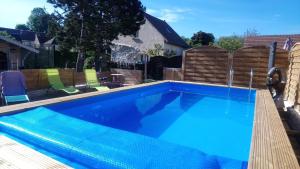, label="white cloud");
[147,8,191,23]
[146,9,158,15]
